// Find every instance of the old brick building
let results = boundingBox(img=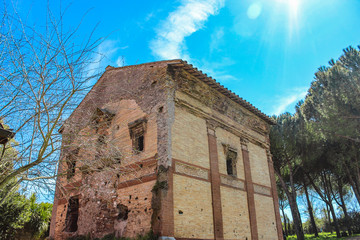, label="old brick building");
[49,60,283,240]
